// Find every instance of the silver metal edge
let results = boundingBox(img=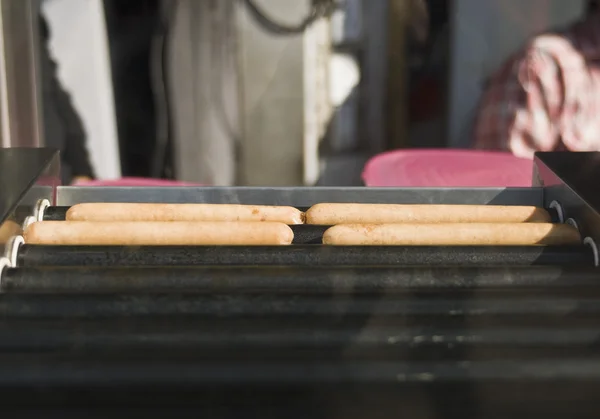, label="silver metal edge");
[3,234,22,267]
[584,237,599,267]
[0,256,9,290]
[549,201,564,223]
[22,215,36,230]
[56,186,545,207]
[34,198,50,222]
[566,218,579,231]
